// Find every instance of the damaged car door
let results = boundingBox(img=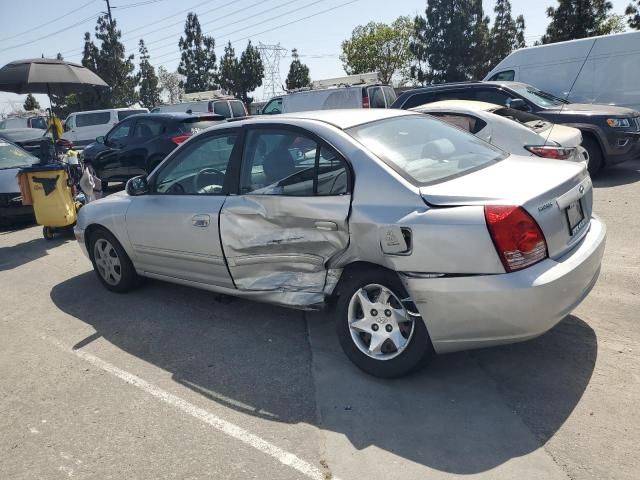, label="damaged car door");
[220,126,351,305]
